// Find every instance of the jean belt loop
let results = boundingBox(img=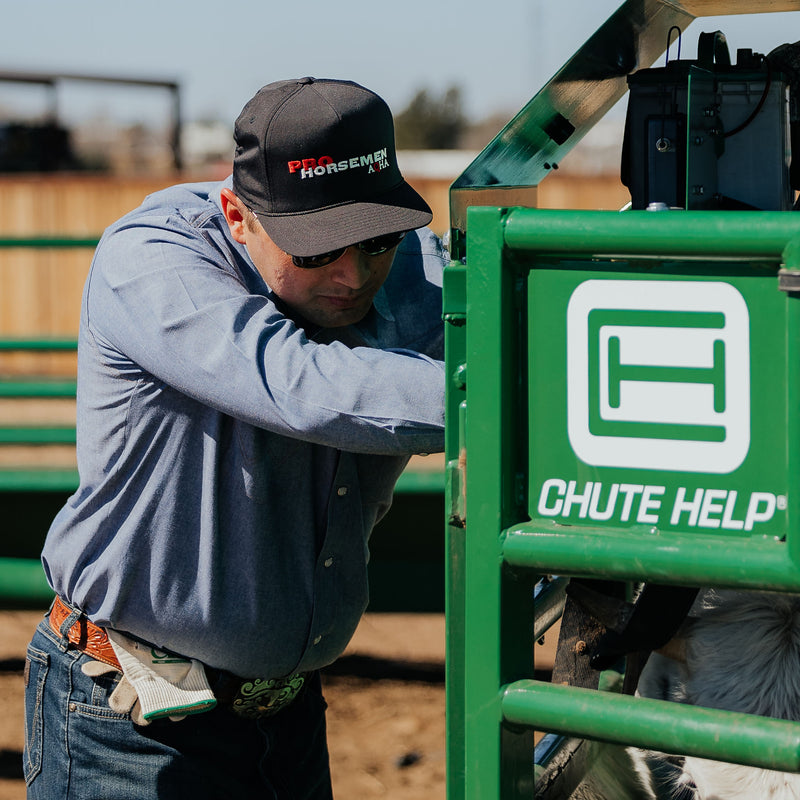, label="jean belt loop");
[57,604,82,651]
